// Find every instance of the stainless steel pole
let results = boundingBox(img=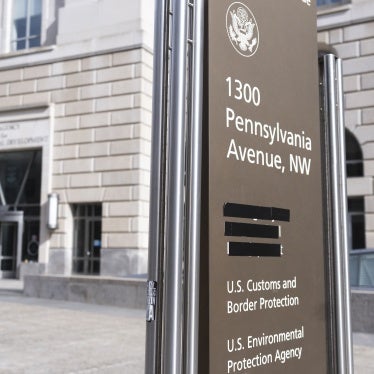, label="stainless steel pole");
[185,0,204,373]
[324,53,353,374]
[0,181,6,206]
[163,0,189,372]
[336,58,354,374]
[145,0,170,372]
